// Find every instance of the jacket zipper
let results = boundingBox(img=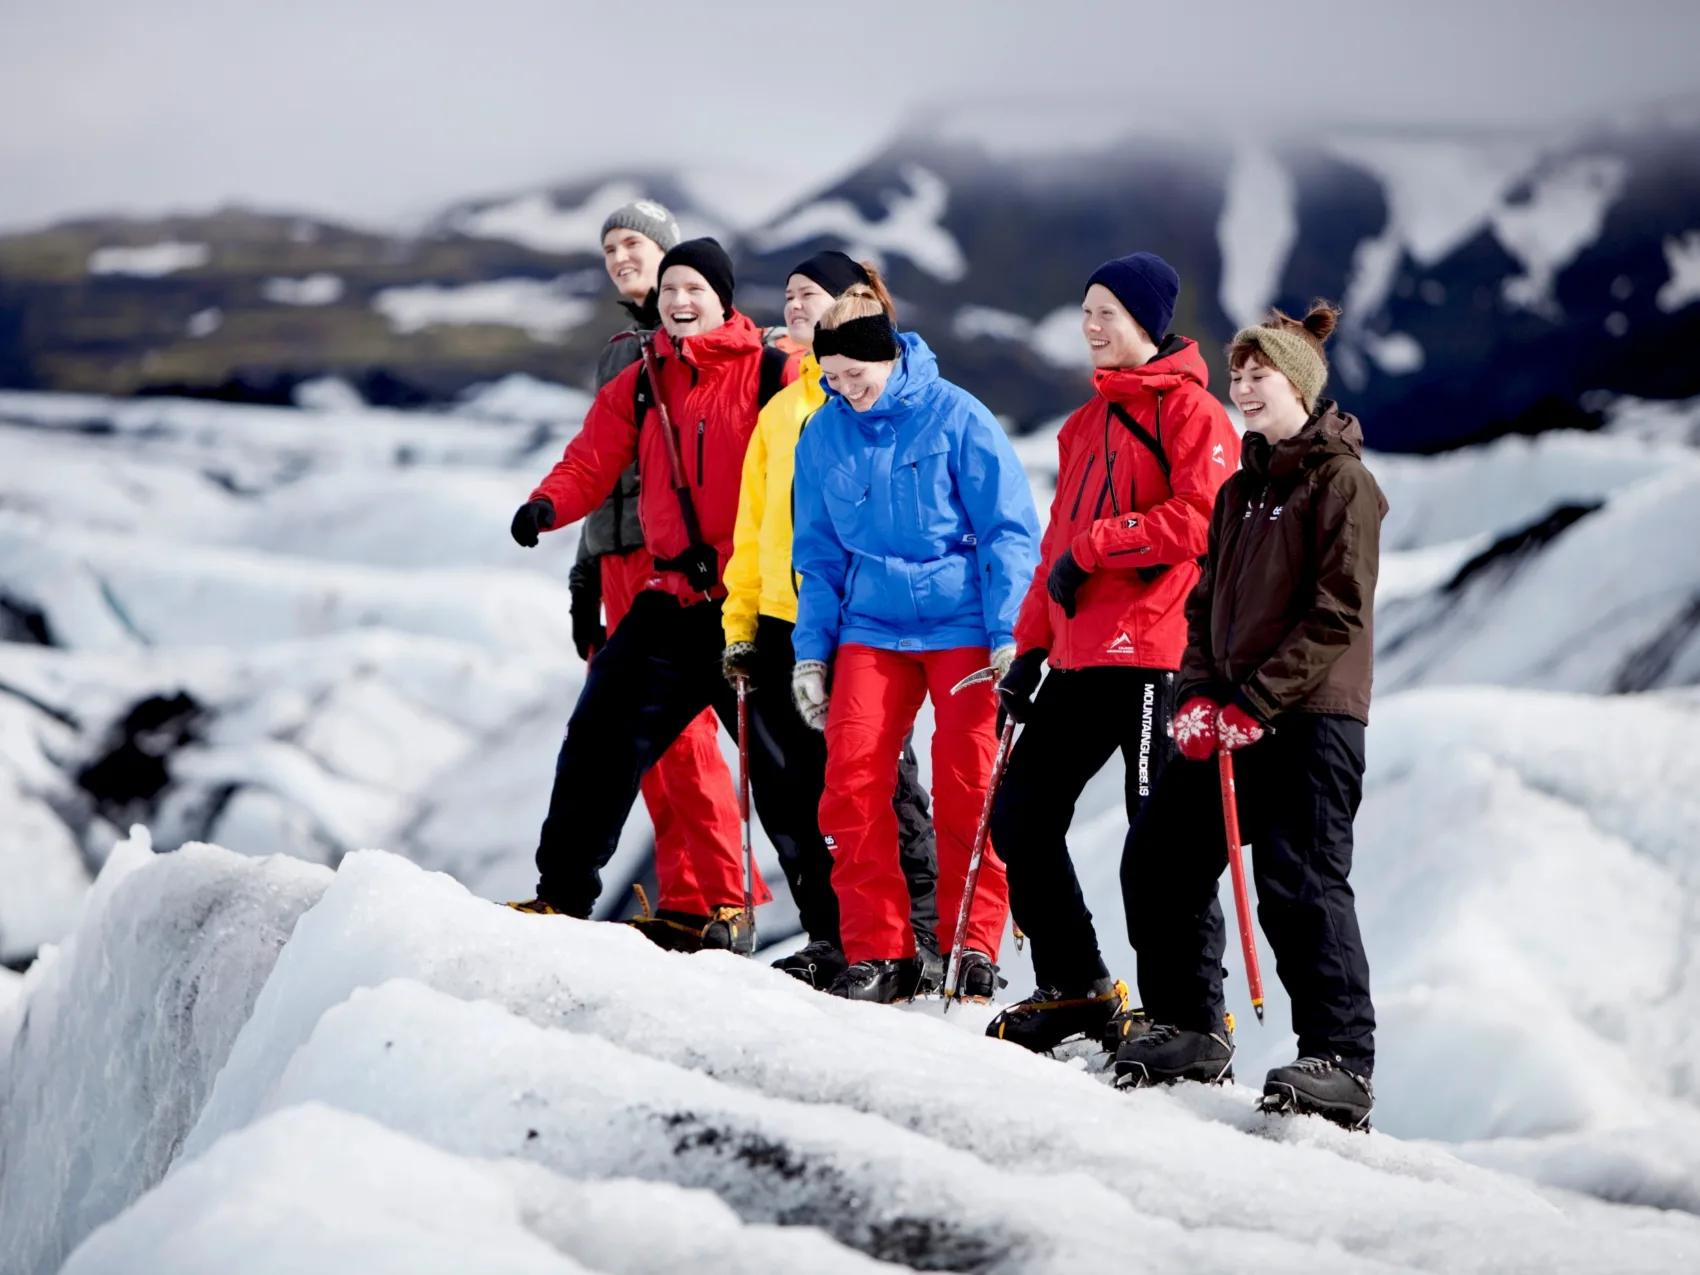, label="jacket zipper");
[1069,453,1097,520]
[1102,405,1123,516]
[695,419,705,486]
[1222,487,1269,677]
